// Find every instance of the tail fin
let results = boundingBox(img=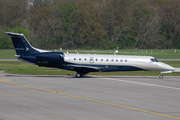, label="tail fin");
[5,32,48,55]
